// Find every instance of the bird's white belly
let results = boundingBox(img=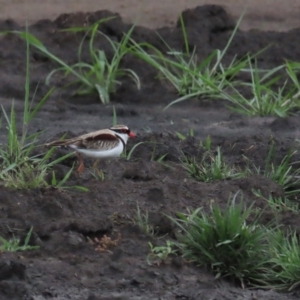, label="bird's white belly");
[69,142,124,158]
